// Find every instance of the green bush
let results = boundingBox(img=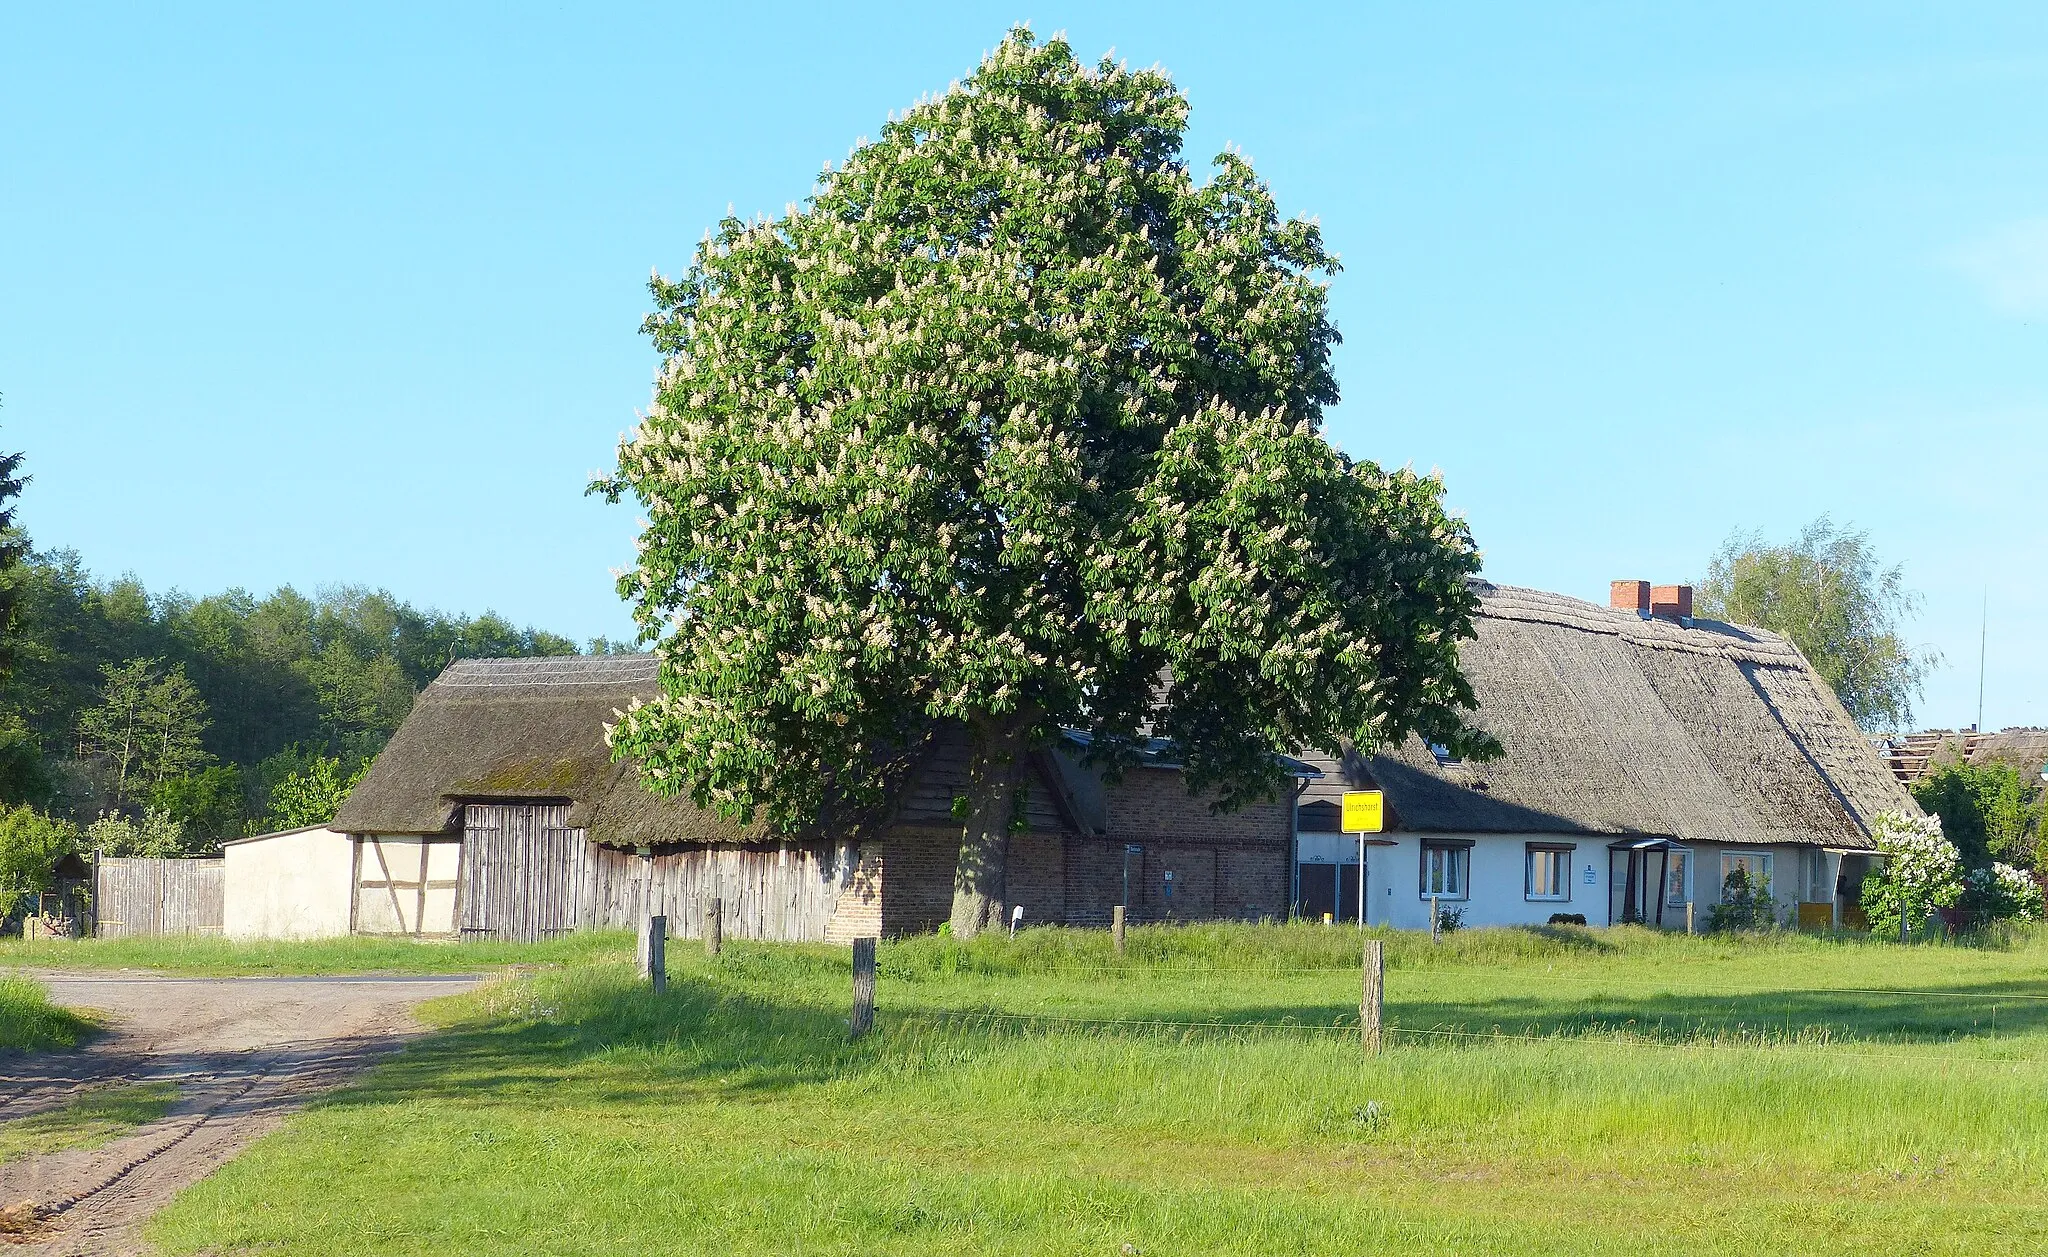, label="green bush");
[1706,867,1775,932]
[0,803,80,919]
